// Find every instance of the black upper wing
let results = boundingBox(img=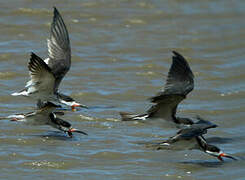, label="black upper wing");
[166,120,217,144]
[177,121,217,139]
[46,7,71,92]
[147,51,194,119]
